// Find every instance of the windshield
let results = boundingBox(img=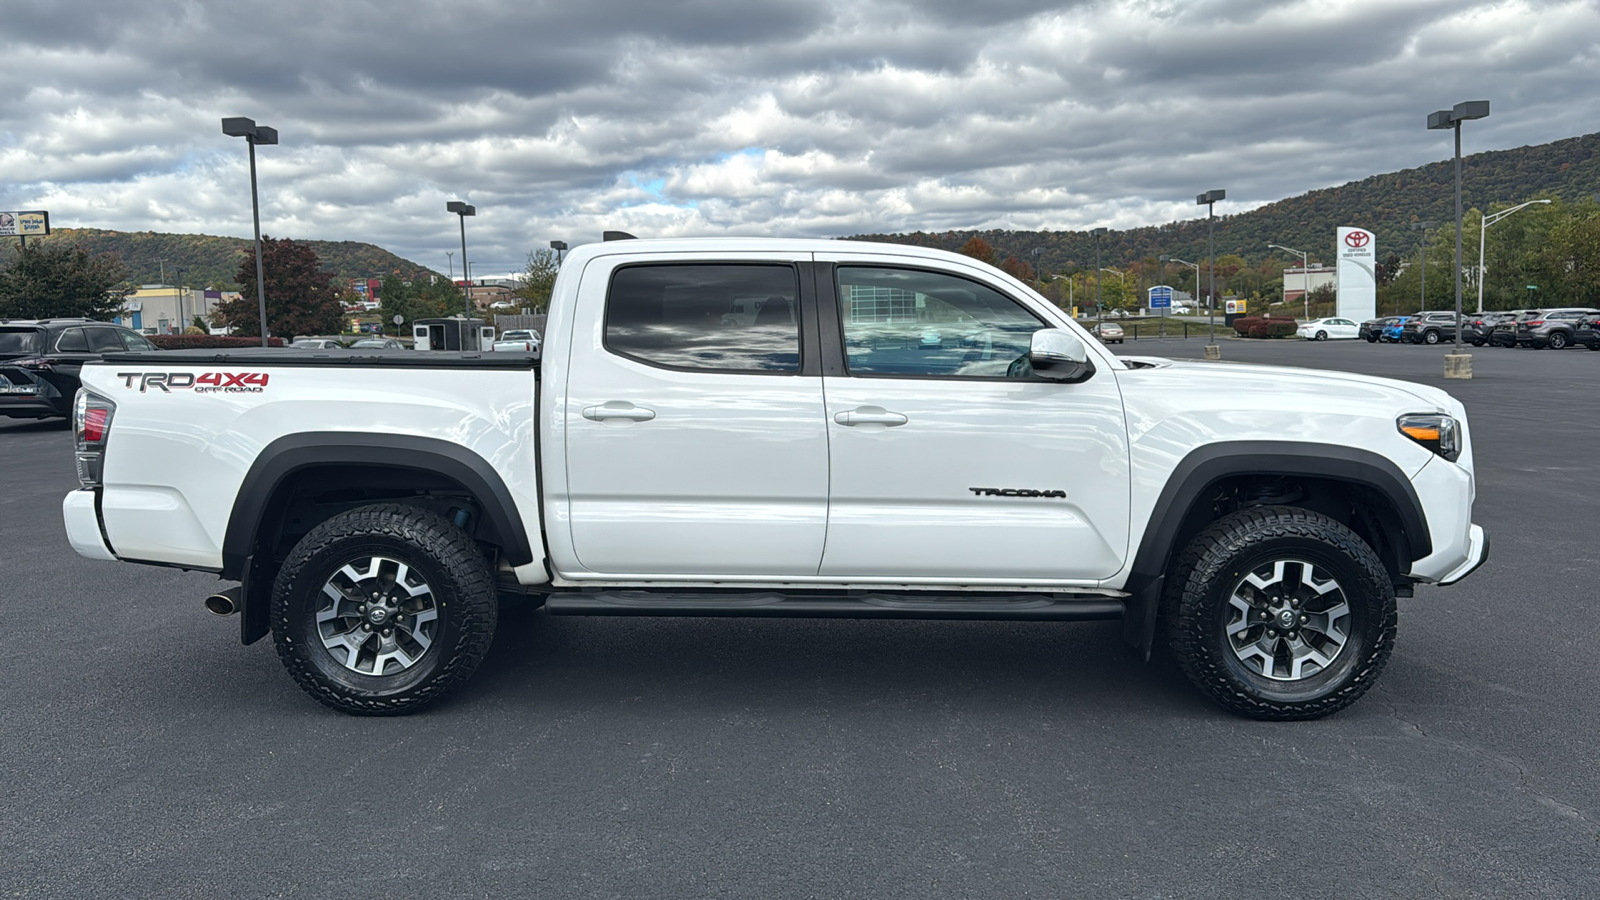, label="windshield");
[0,328,43,356]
